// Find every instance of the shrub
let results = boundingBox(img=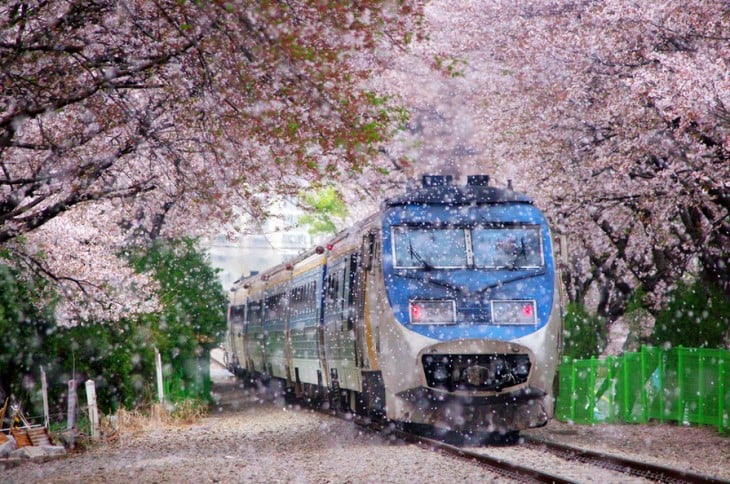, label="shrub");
[651,279,730,349]
[49,317,157,414]
[0,262,58,409]
[561,303,607,359]
[126,238,227,403]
